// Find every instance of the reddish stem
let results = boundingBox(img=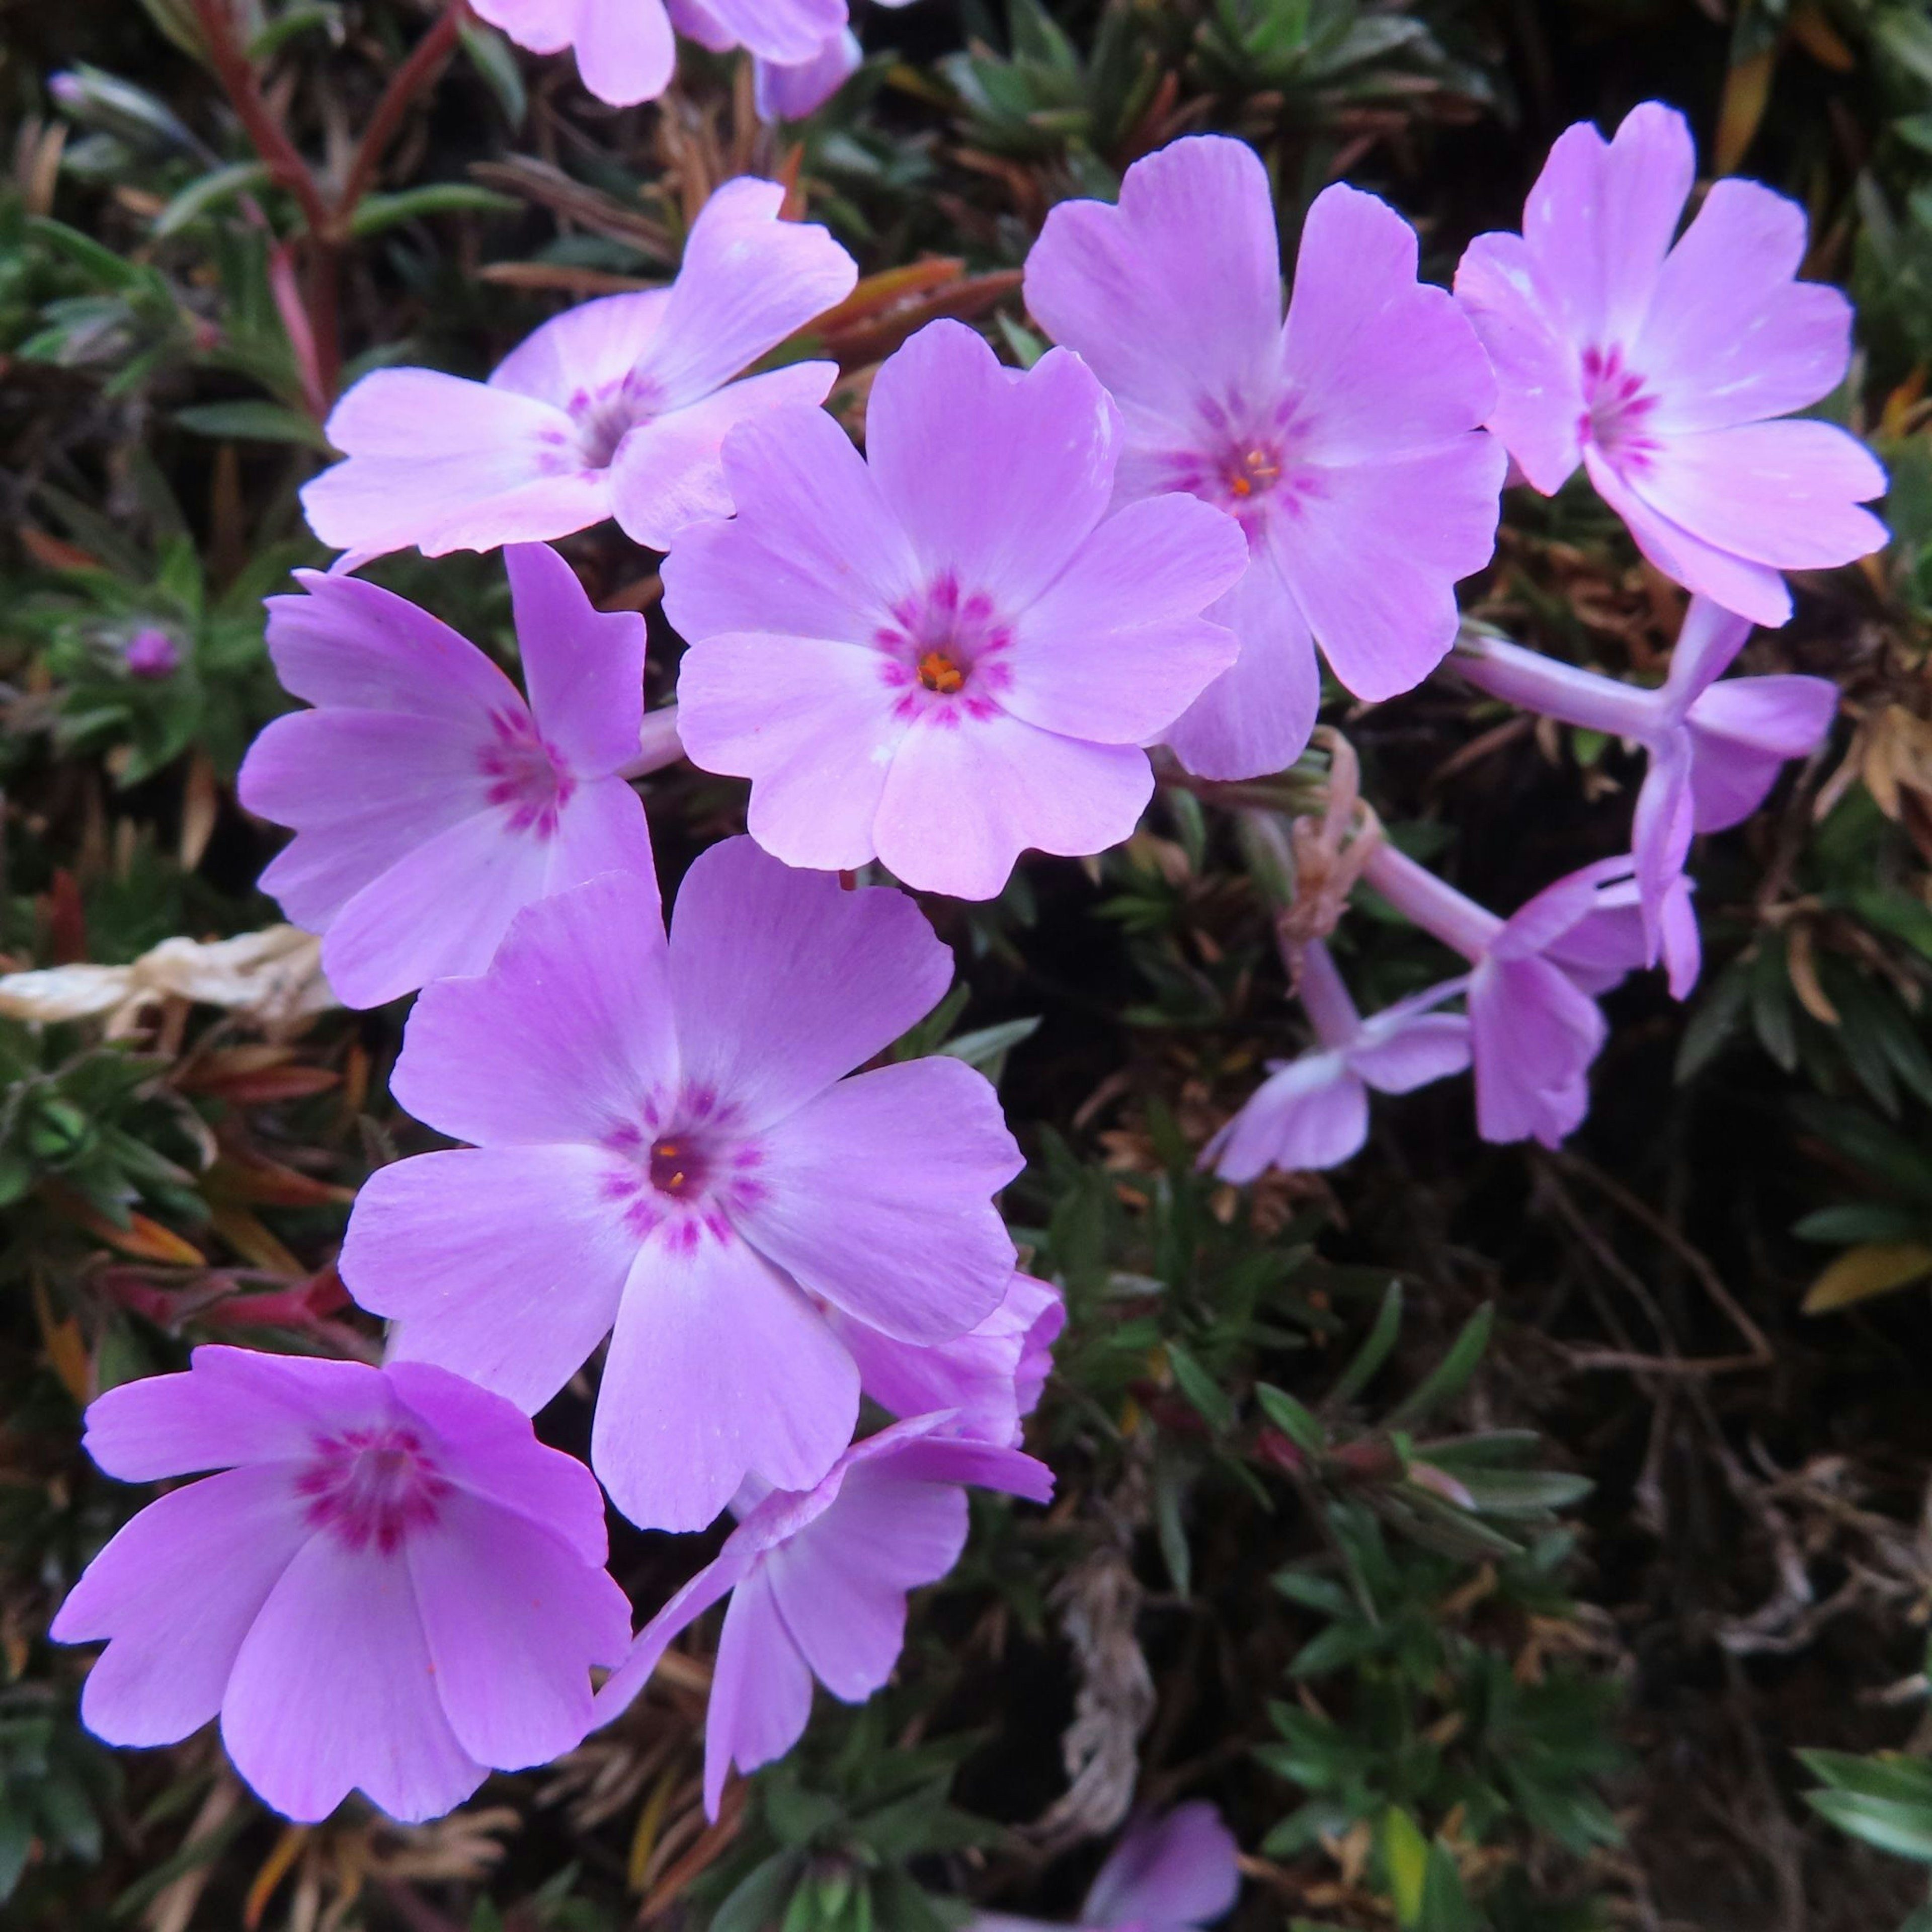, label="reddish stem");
[339,1,468,217]
[191,0,333,240]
